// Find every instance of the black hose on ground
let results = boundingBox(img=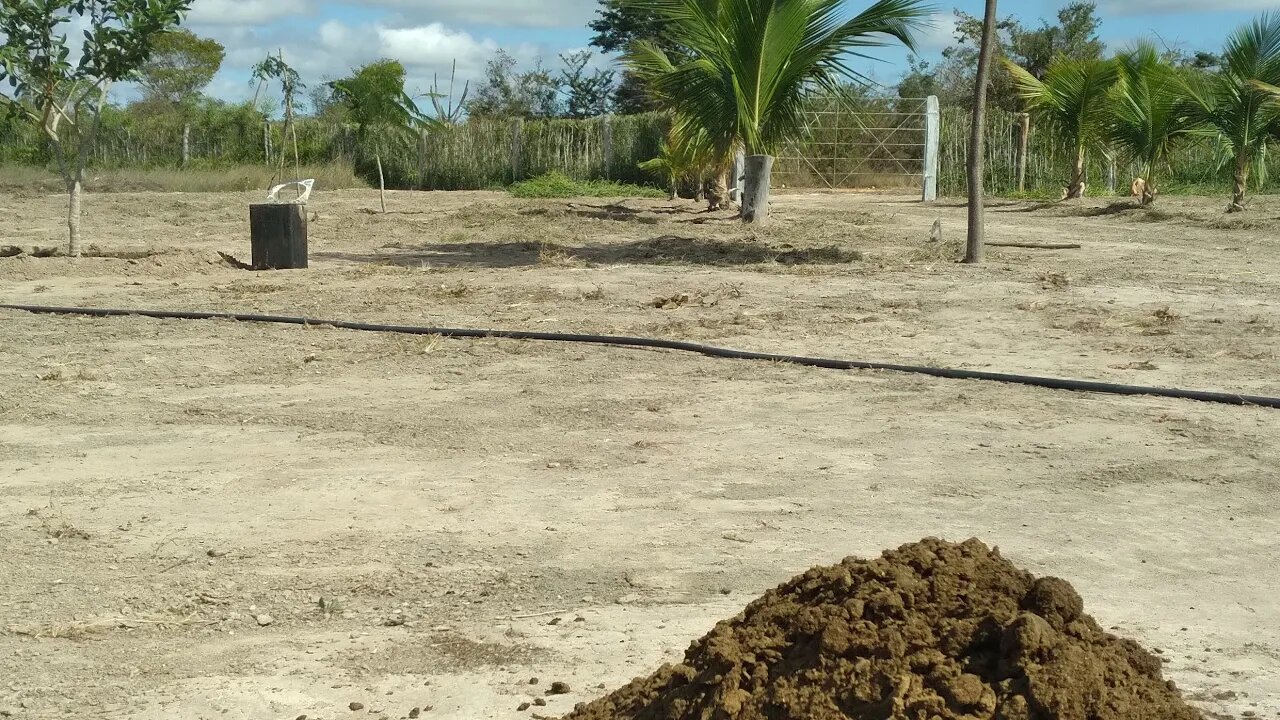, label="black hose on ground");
[4,302,1279,410]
